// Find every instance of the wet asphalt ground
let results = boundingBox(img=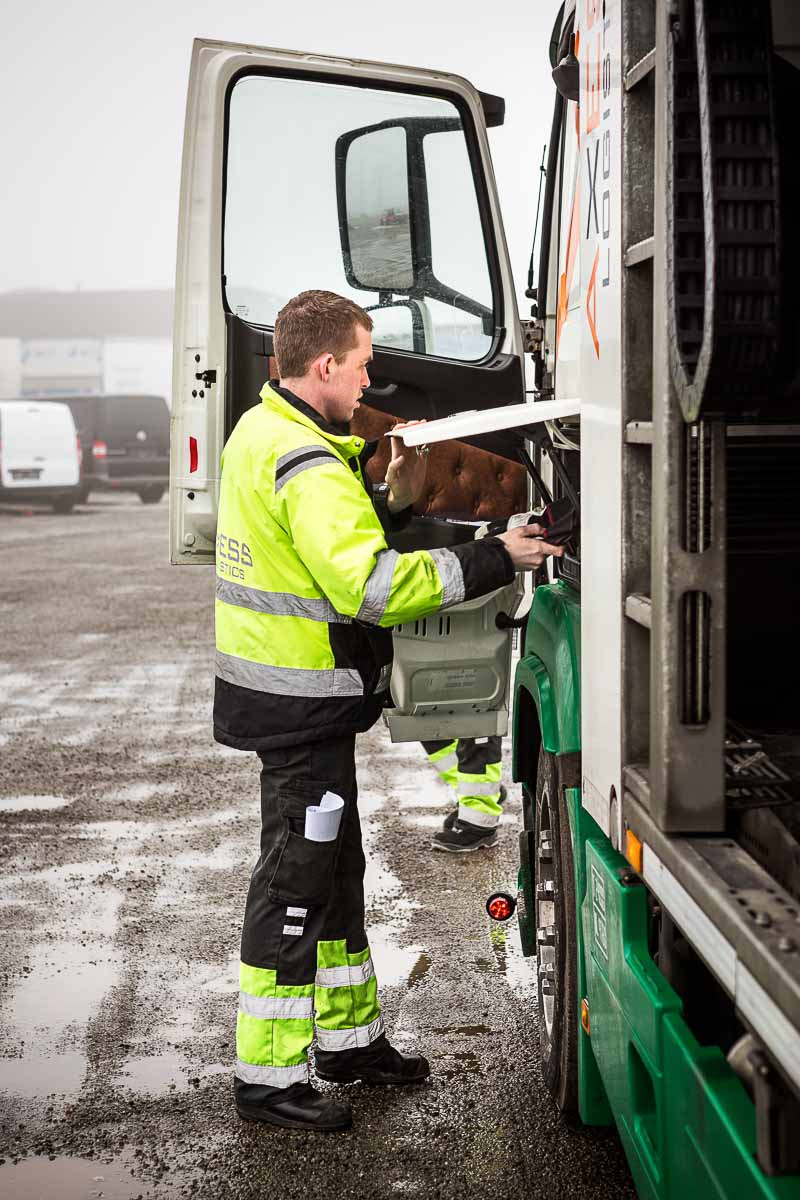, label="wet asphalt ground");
[0,494,636,1199]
